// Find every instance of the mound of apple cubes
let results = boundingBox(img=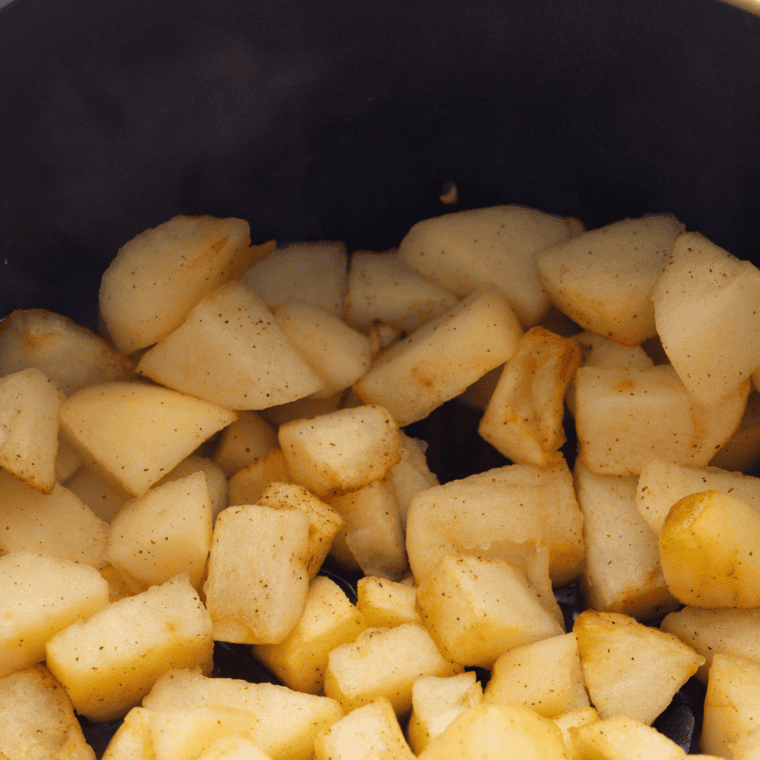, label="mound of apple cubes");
[2,208,760,759]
